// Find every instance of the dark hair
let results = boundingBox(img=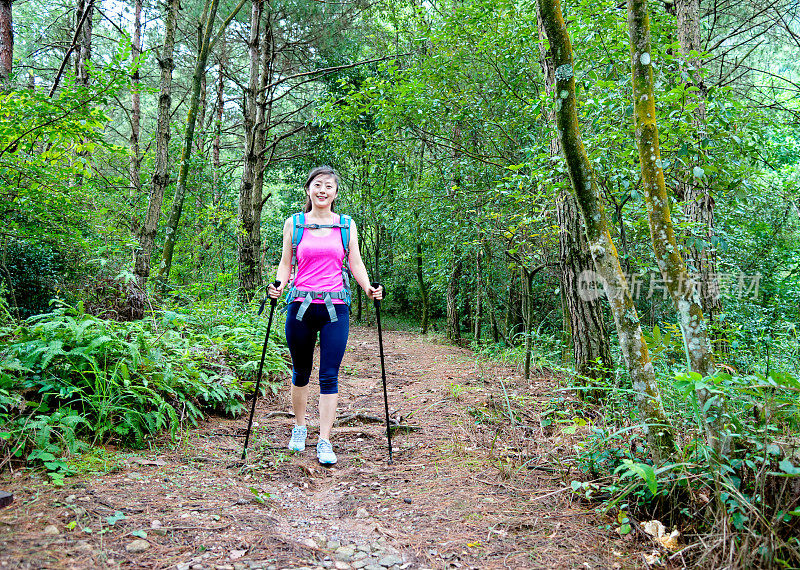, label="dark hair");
[303,166,340,212]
